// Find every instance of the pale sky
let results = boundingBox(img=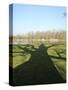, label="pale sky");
[9,4,66,35]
